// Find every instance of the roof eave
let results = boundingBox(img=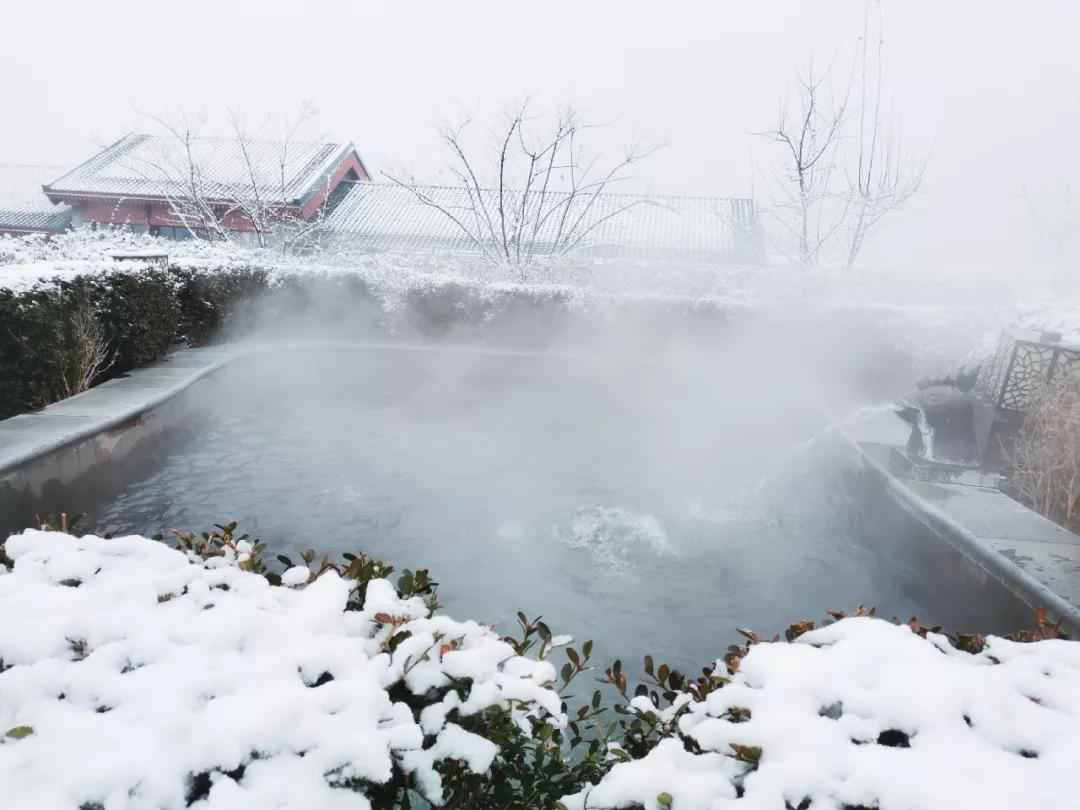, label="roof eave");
[292,143,367,208]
